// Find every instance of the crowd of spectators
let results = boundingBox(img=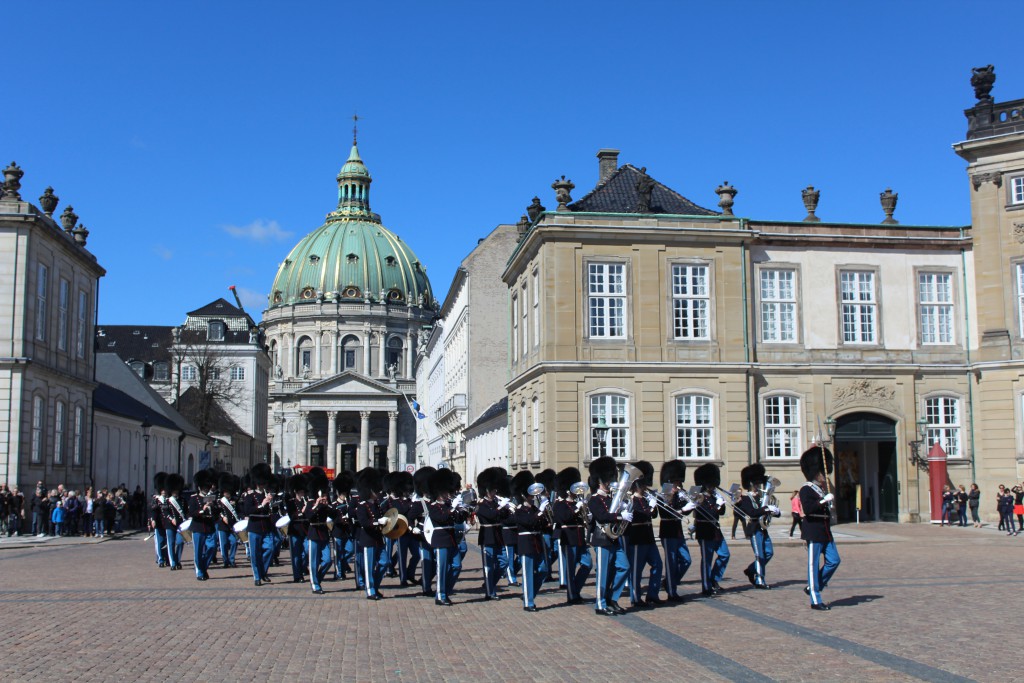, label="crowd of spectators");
[940,482,1023,534]
[0,481,147,538]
